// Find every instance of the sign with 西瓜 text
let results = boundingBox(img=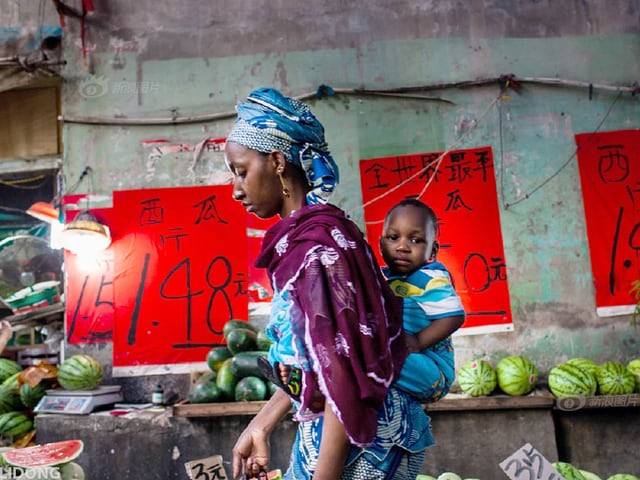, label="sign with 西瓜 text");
[111,185,248,375]
[359,146,513,335]
[575,129,640,317]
